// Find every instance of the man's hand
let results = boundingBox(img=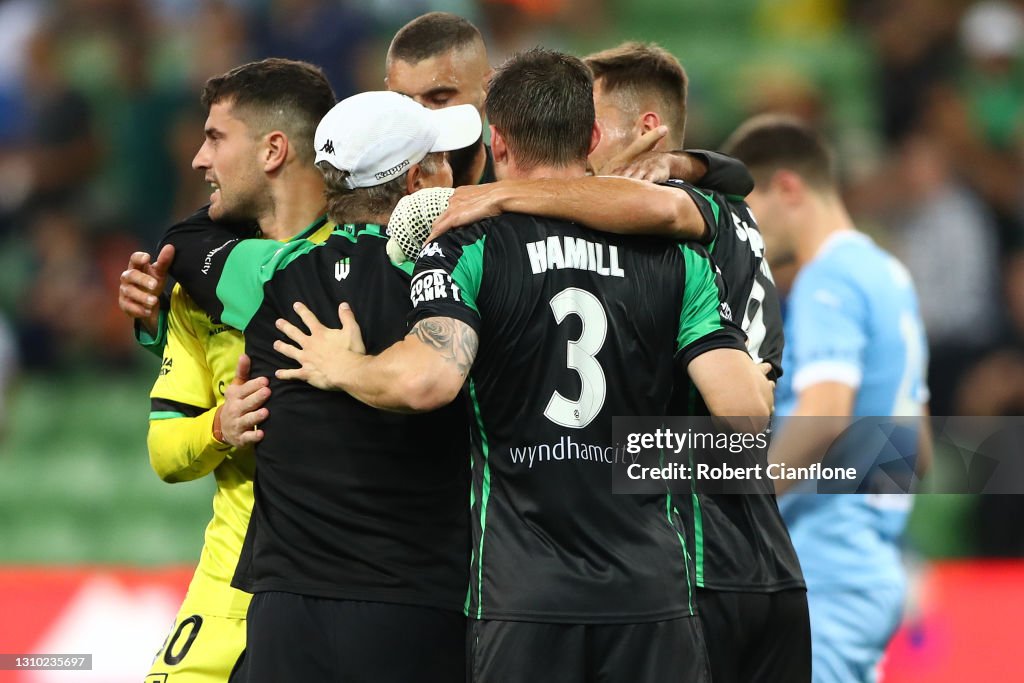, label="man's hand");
[592,125,668,177]
[429,184,507,242]
[119,244,174,335]
[274,302,366,390]
[213,353,271,447]
[607,150,679,182]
